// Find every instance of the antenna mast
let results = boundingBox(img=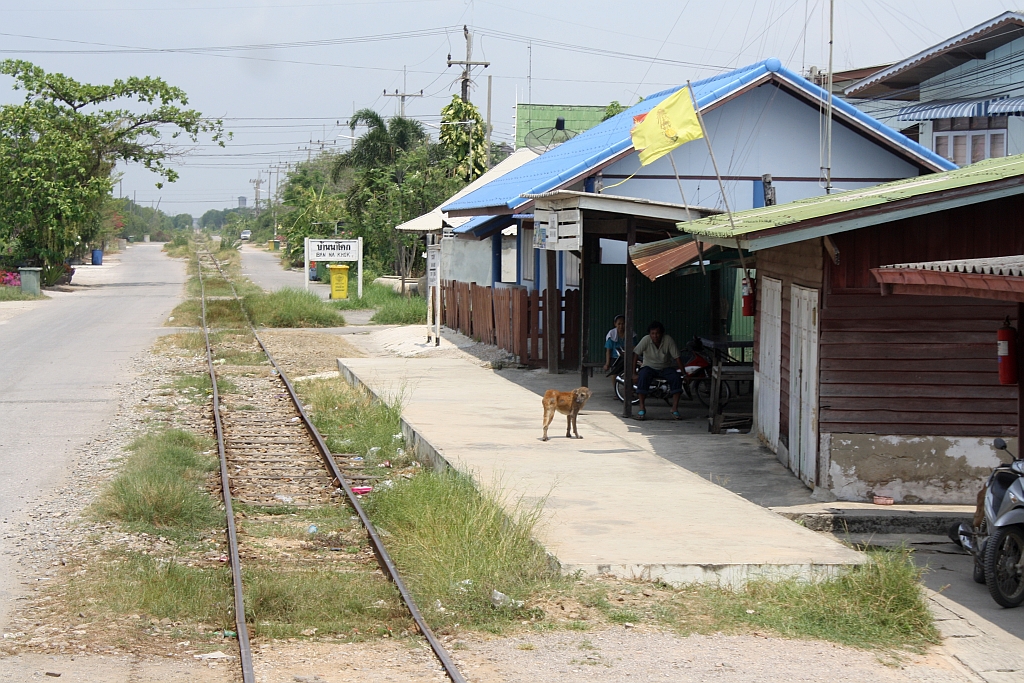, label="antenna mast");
[824,0,835,194]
